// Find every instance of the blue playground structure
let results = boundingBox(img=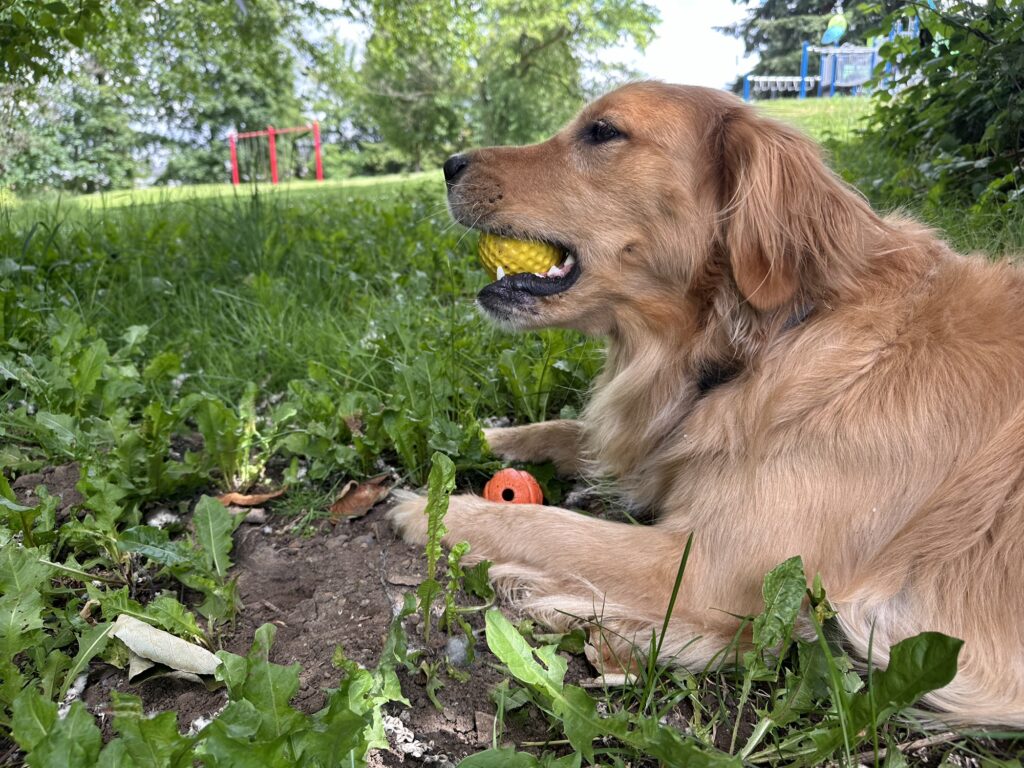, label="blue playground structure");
[742,10,921,102]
